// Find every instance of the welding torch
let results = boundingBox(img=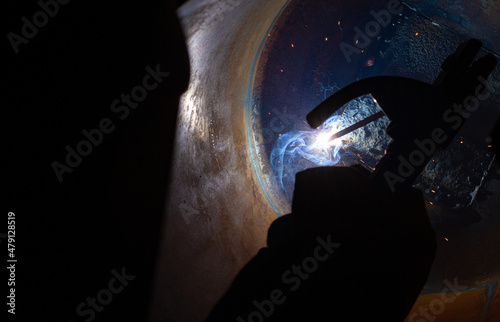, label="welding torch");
[307,39,497,197]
